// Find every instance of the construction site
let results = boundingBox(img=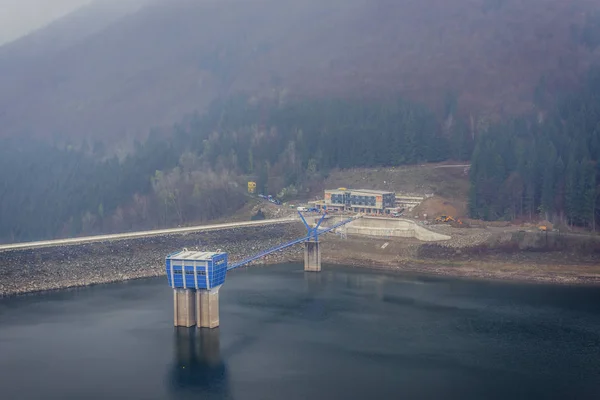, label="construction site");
[239,162,600,274]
